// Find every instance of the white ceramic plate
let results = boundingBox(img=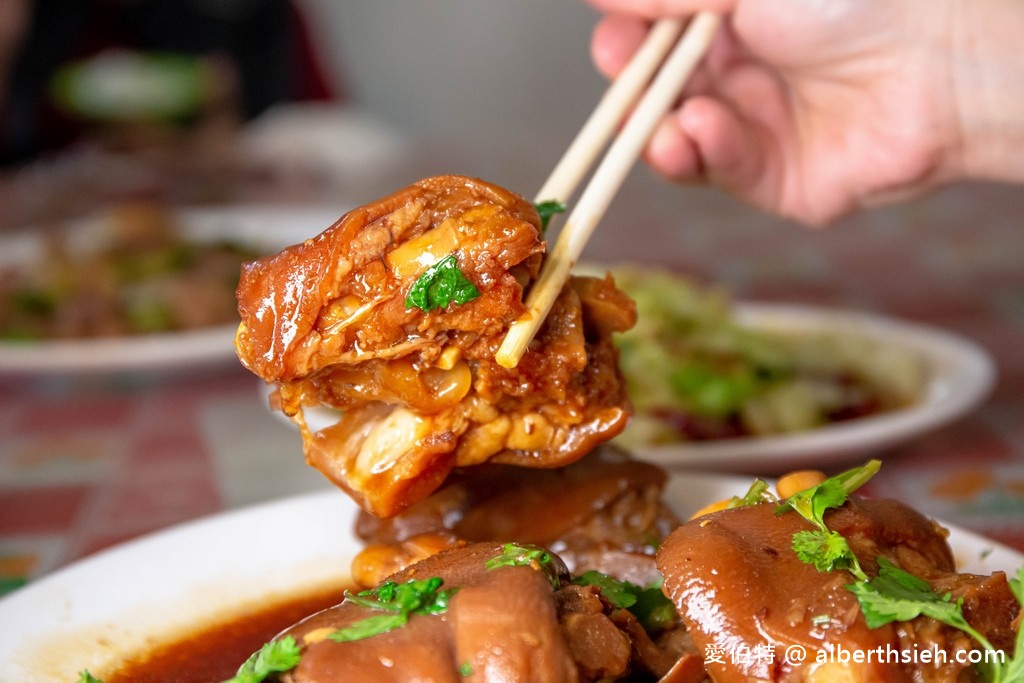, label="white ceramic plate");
[0,205,345,375]
[630,303,996,474]
[0,473,1019,682]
